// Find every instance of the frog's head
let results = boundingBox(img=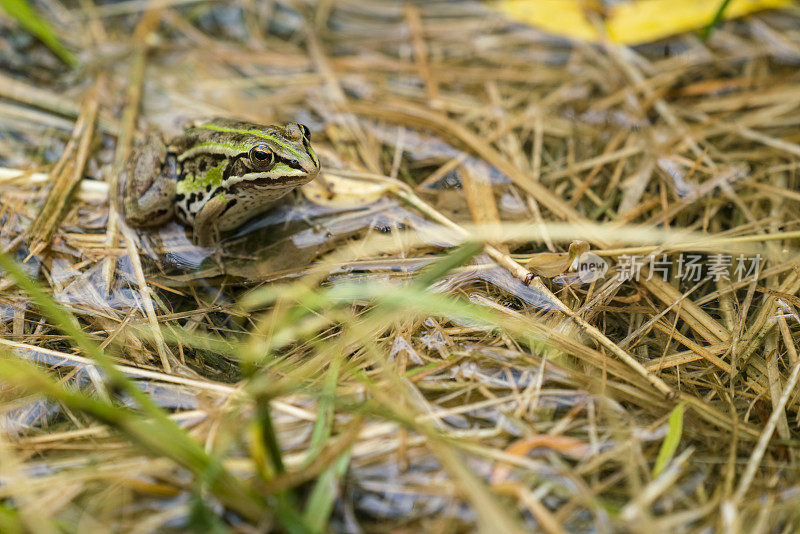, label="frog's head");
[239,123,320,188]
[183,119,321,192]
